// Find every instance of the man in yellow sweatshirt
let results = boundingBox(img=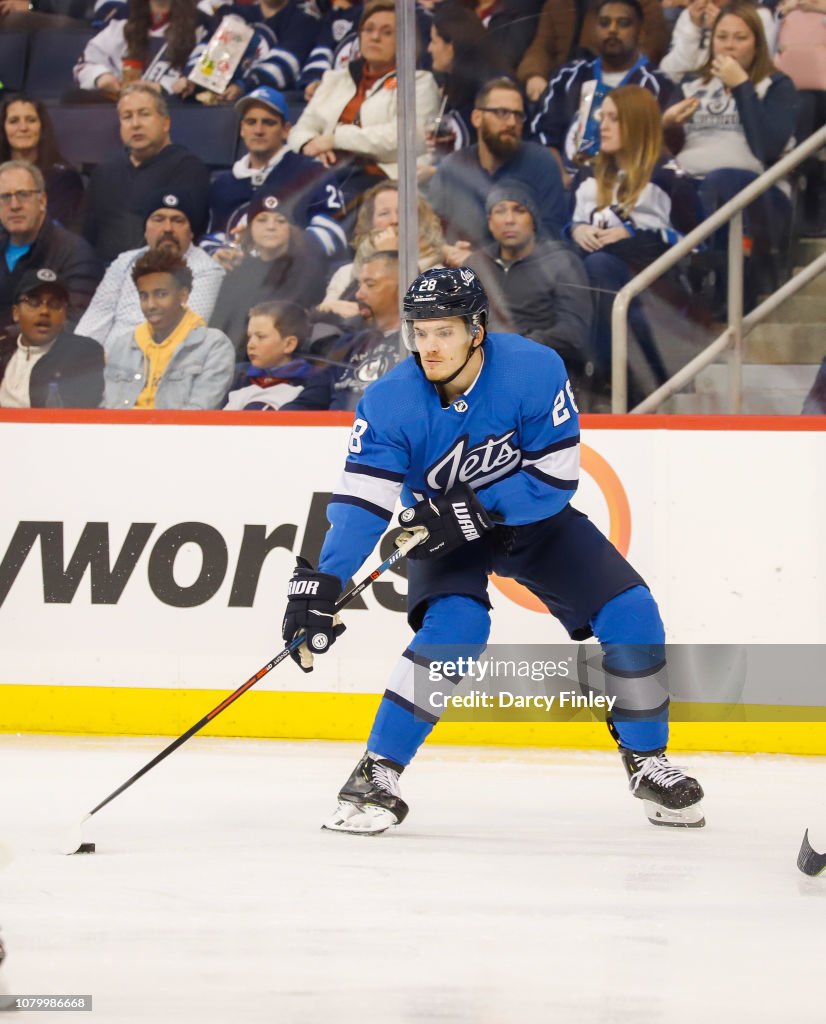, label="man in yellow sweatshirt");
[102,248,234,409]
